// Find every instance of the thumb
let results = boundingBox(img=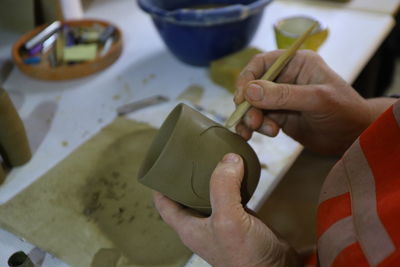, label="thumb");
[210,153,244,215]
[244,80,323,112]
